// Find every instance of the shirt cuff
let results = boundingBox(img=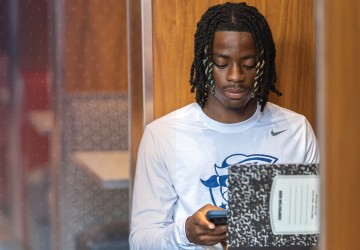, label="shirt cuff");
[176,216,196,246]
